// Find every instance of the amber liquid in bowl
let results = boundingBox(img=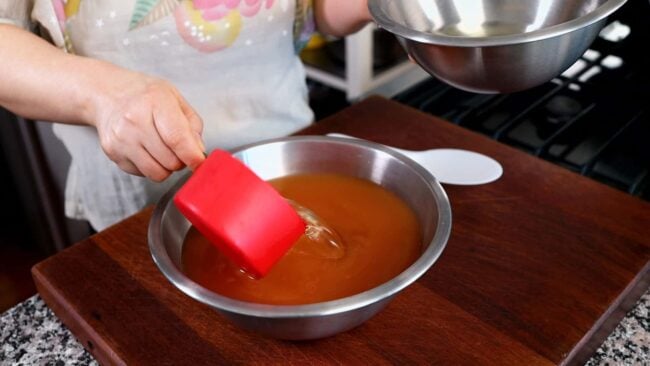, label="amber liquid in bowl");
[181,173,422,305]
